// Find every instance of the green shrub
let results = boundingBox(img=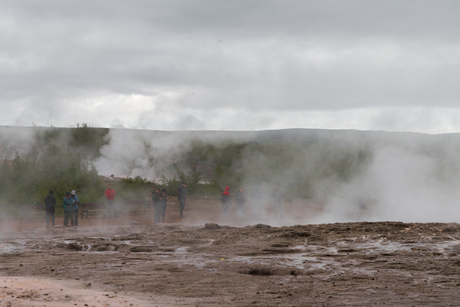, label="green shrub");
[0,144,105,212]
